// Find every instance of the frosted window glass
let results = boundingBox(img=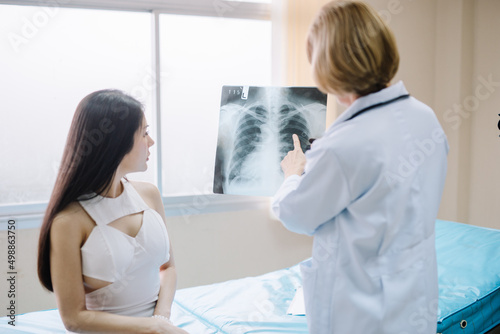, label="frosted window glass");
[160,15,272,196]
[0,5,154,205]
